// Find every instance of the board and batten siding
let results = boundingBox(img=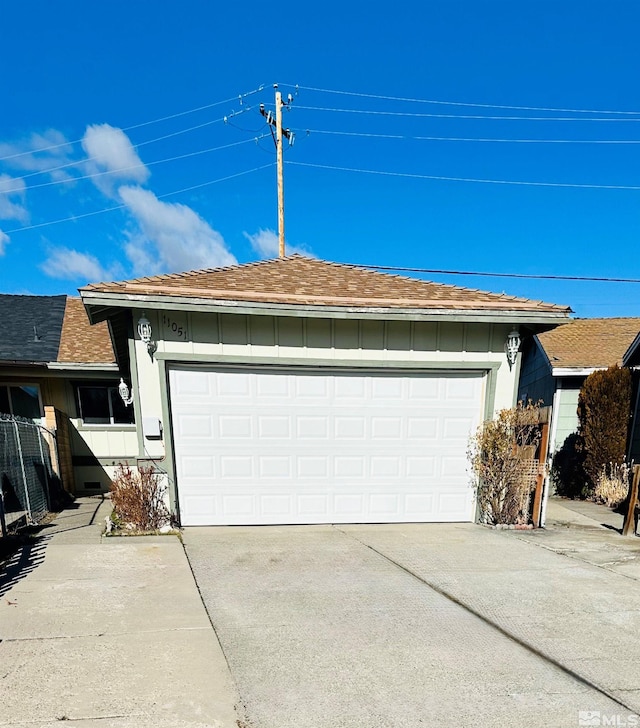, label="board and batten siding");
[552,383,582,453]
[517,337,555,408]
[129,311,520,503]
